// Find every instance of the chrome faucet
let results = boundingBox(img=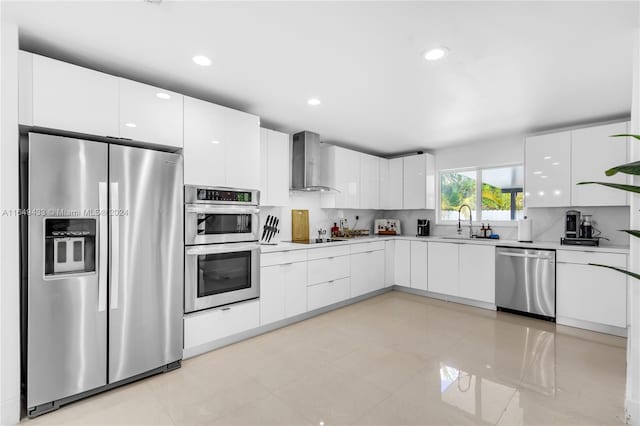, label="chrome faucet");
[457,204,474,238]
